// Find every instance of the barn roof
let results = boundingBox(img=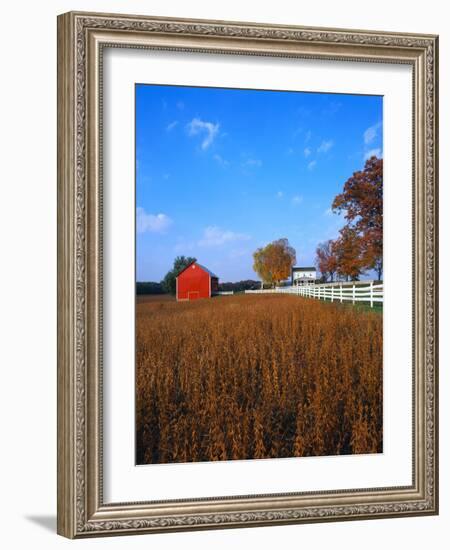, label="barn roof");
[196,263,219,278]
[196,262,219,279]
[176,261,218,279]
